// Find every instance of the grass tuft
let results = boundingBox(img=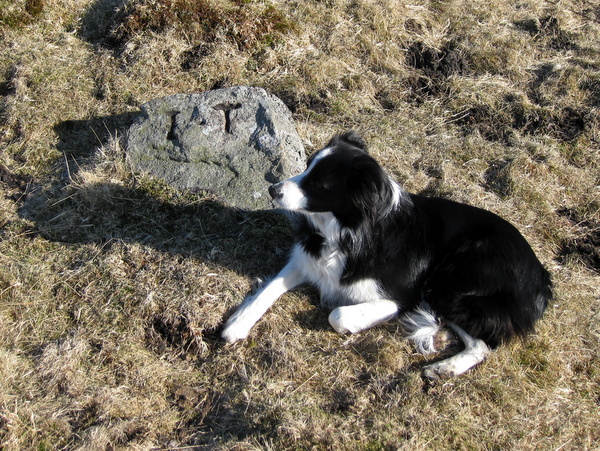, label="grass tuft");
[110,0,297,51]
